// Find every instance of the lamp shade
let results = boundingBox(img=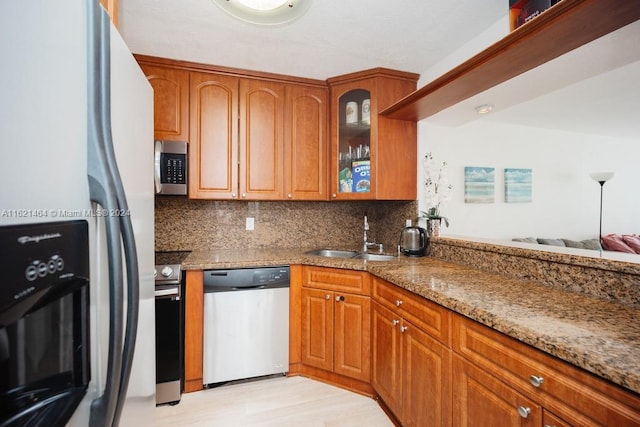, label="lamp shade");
[590,172,614,183]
